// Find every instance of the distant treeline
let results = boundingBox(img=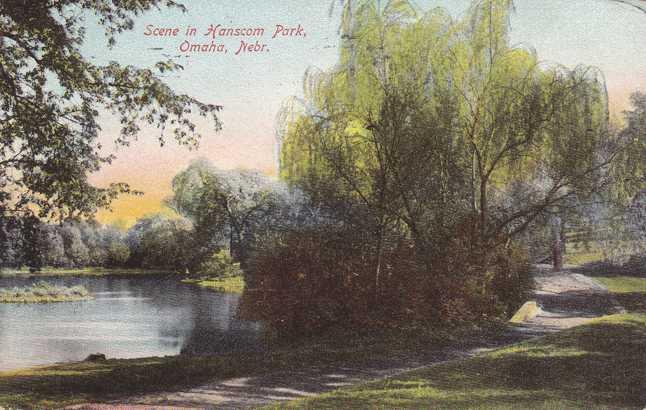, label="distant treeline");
[0,164,306,275]
[0,215,199,272]
[0,217,129,270]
